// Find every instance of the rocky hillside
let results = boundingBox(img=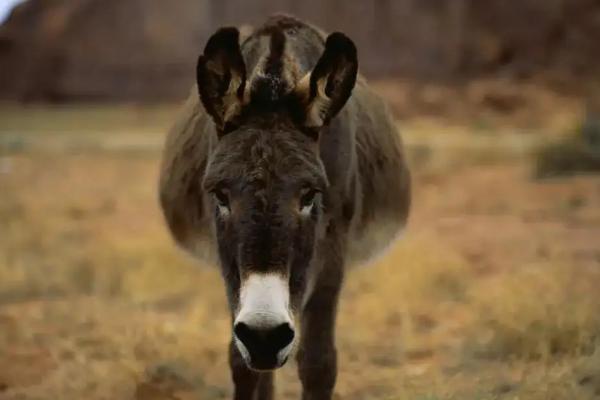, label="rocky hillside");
[1,0,599,101]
